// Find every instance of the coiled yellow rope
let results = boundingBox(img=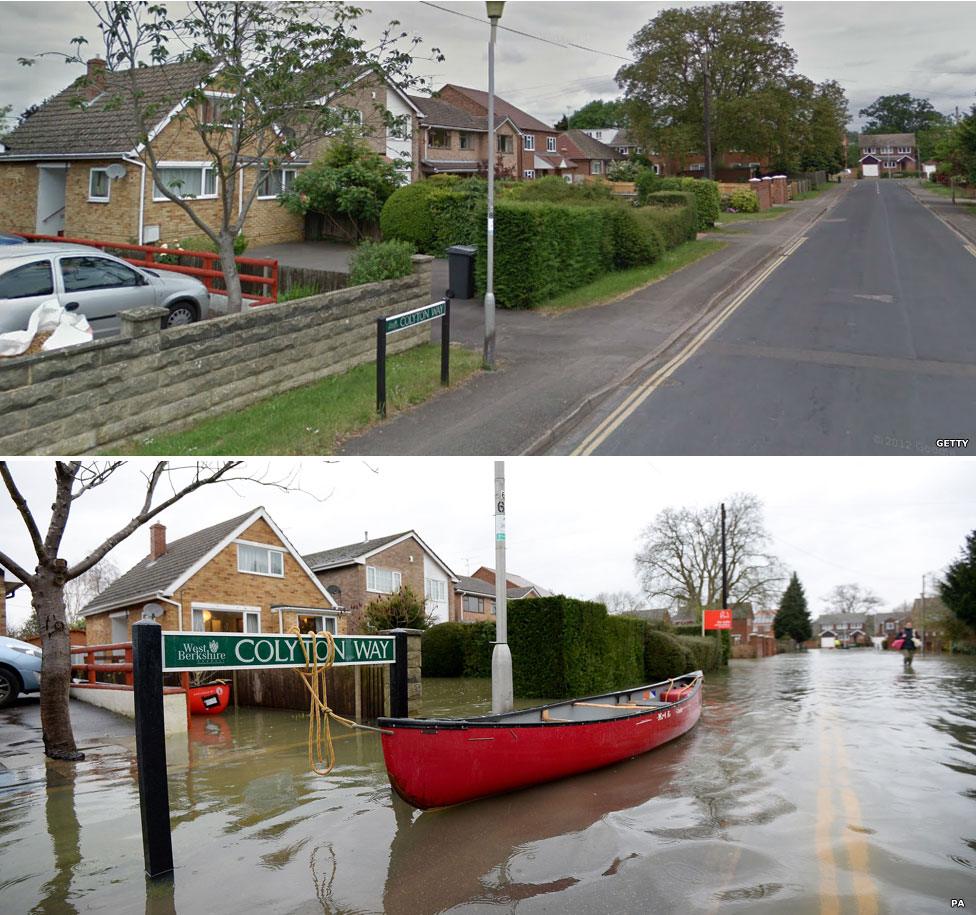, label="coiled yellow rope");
[290,628,358,776]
